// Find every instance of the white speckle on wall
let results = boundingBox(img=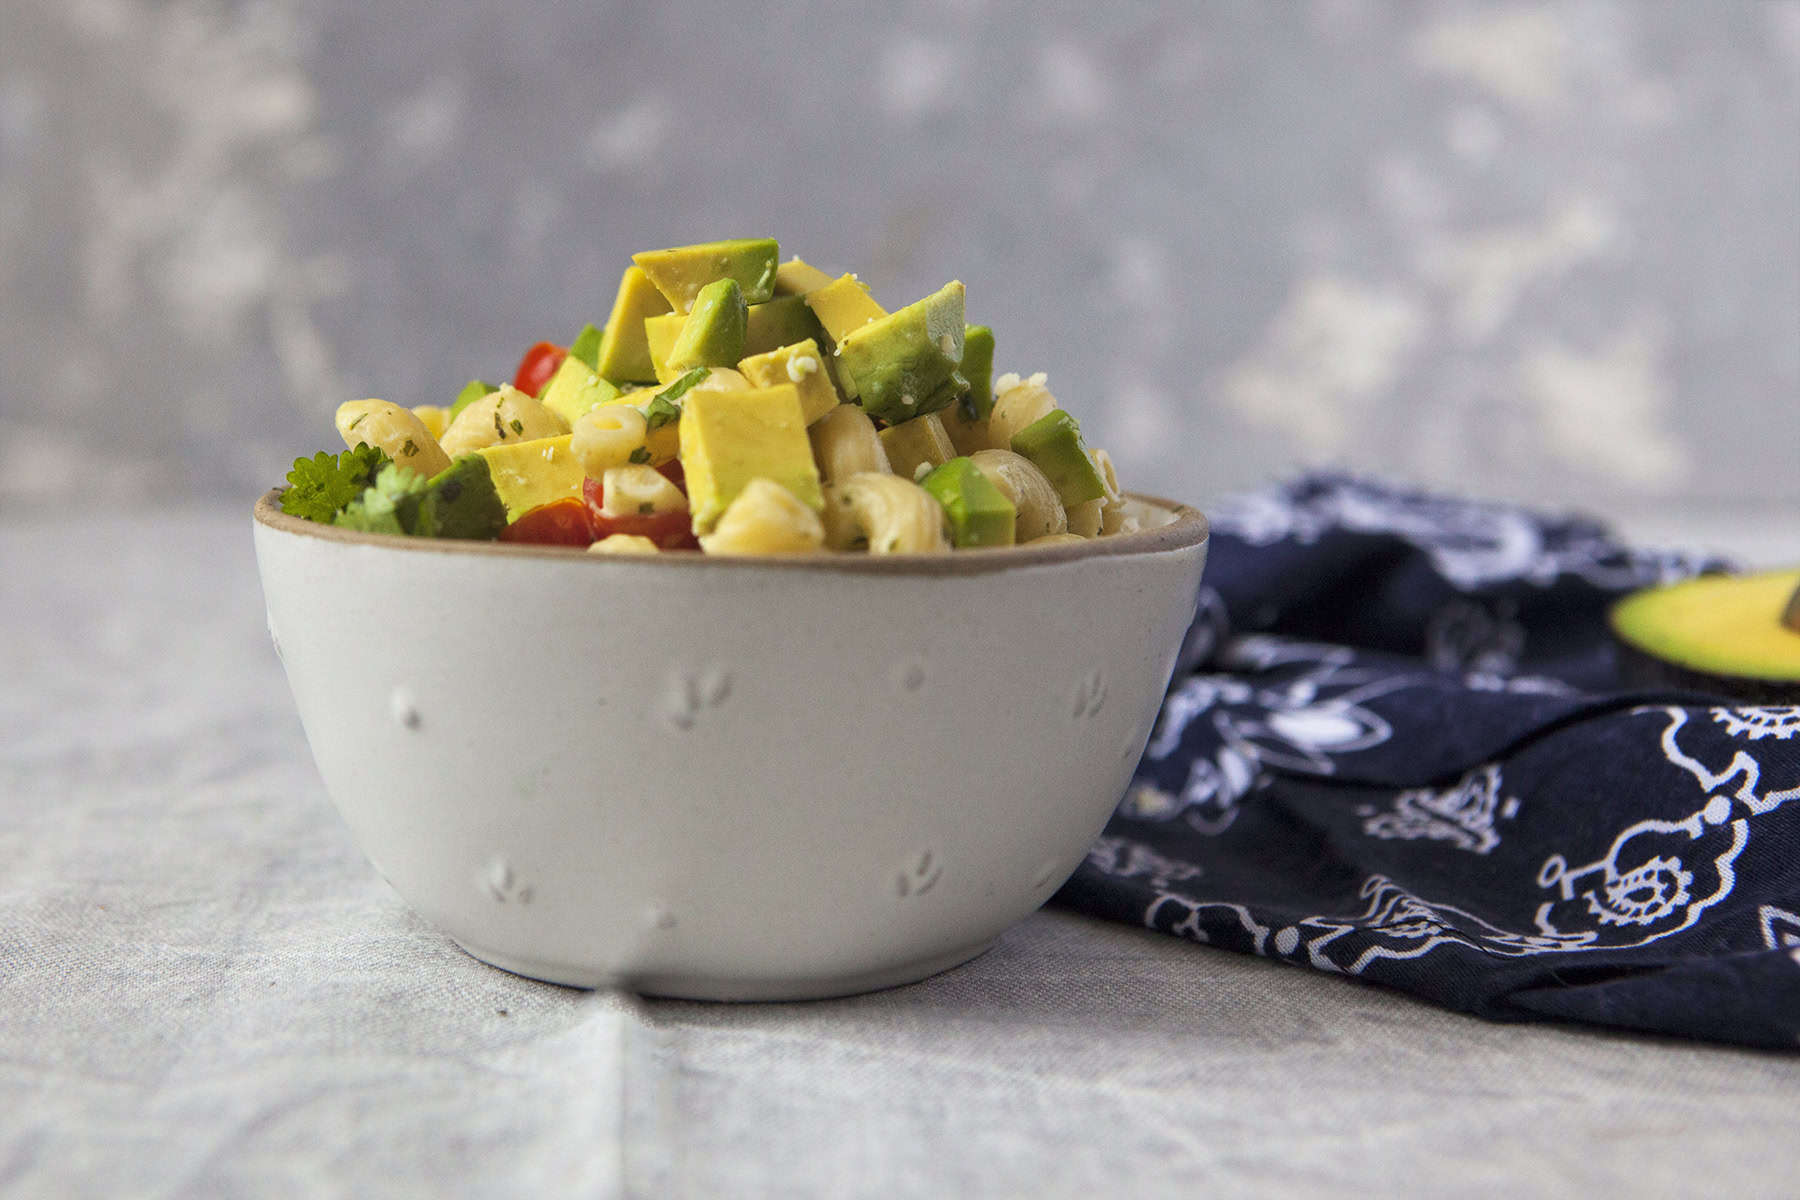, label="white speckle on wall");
[386,77,465,170]
[1412,6,1571,114]
[1518,325,1688,491]
[584,96,672,174]
[1444,105,1502,168]
[877,35,963,120]
[1370,154,1451,231]
[1030,40,1112,124]
[1218,276,1426,455]
[1772,3,1800,65]
[1418,196,1620,344]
